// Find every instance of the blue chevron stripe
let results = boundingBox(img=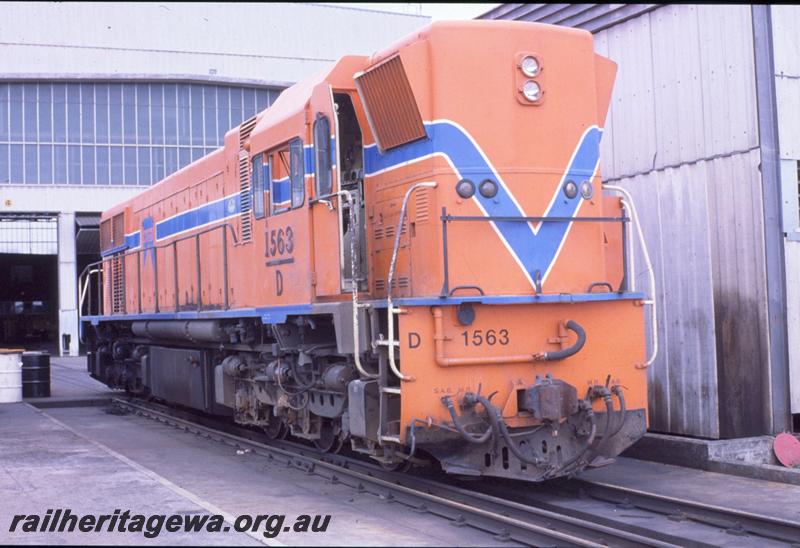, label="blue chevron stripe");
[364,121,602,286]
